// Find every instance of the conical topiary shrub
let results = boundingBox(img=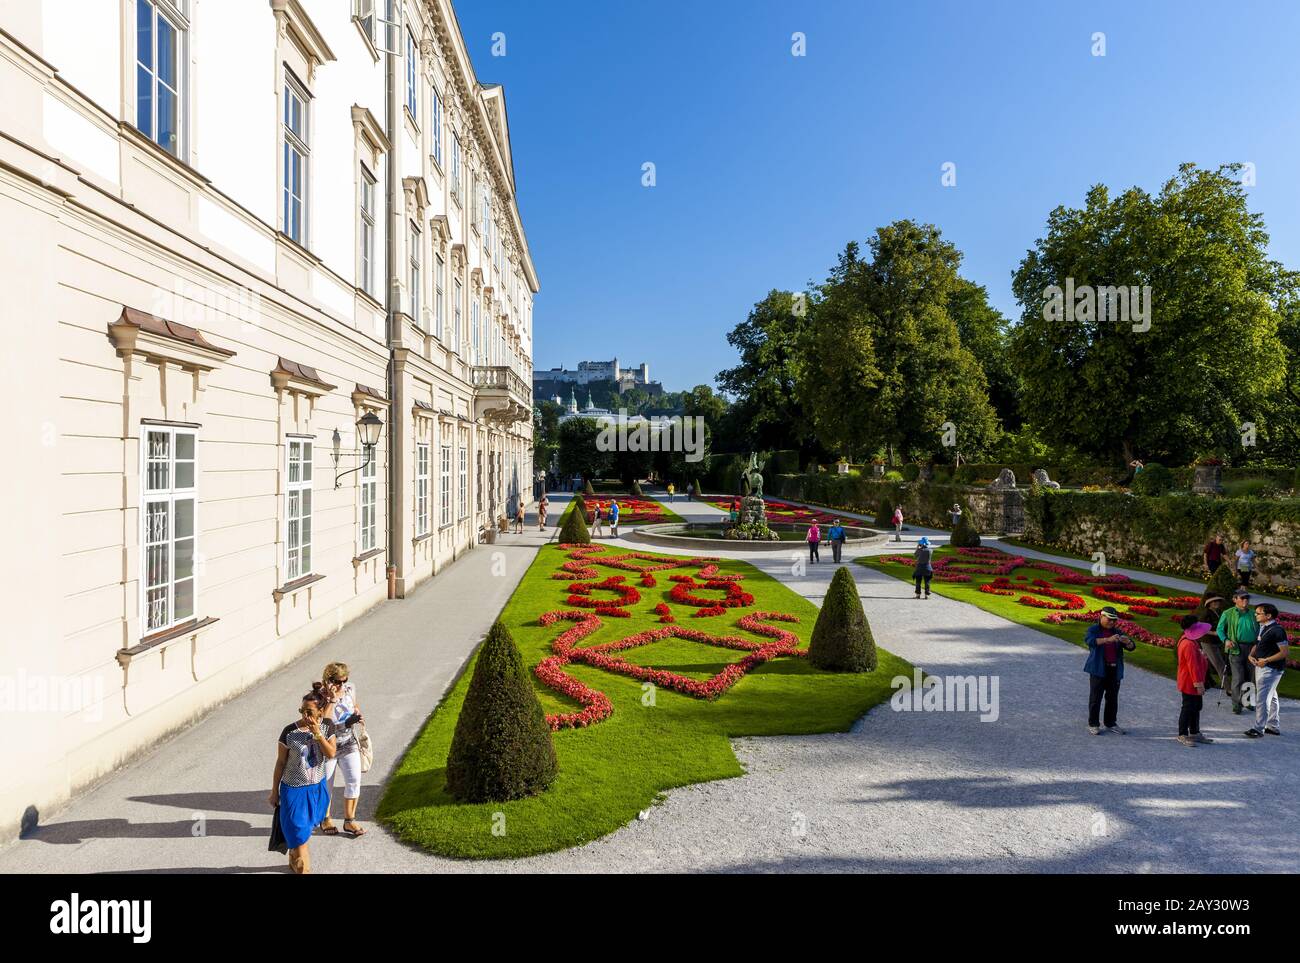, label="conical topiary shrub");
[1203,558,1240,603]
[808,566,877,673]
[559,503,591,544]
[572,493,587,521]
[583,479,595,495]
[445,621,558,803]
[693,479,703,498]
[950,513,981,548]
[631,479,644,497]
